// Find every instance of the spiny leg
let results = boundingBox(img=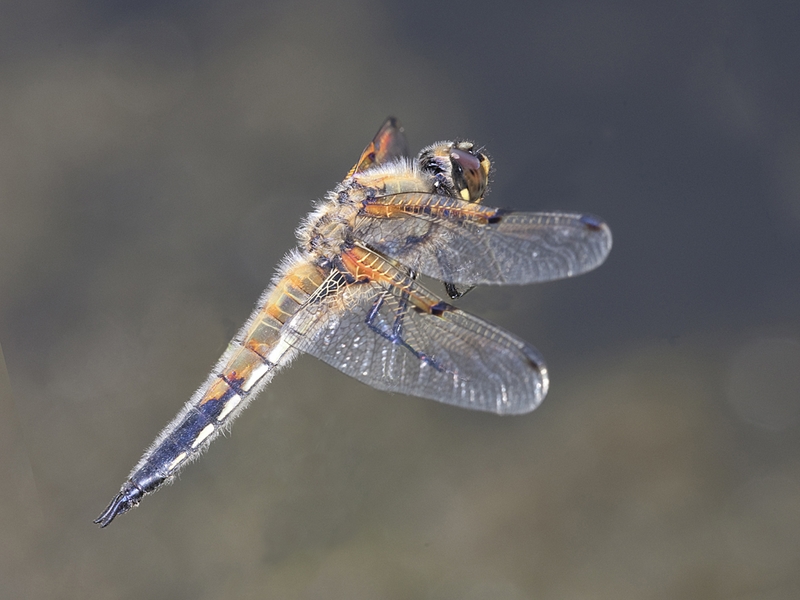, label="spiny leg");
[364,287,448,374]
[443,281,476,300]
